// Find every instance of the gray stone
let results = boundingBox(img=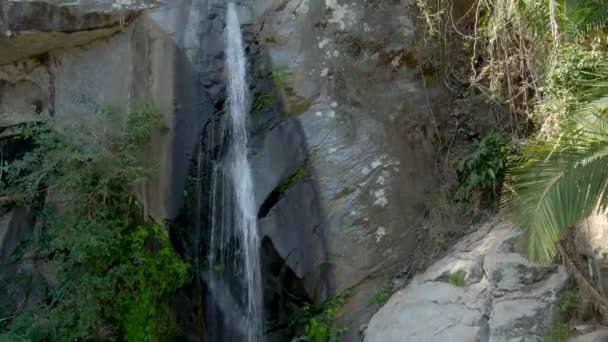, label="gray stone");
[0,0,160,65]
[0,208,33,270]
[48,0,205,220]
[248,0,441,335]
[0,59,50,129]
[365,219,569,342]
[572,328,608,342]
